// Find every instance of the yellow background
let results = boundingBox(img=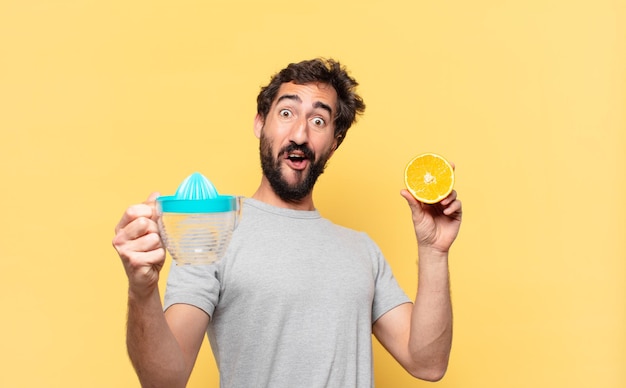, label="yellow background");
[1,0,624,387]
